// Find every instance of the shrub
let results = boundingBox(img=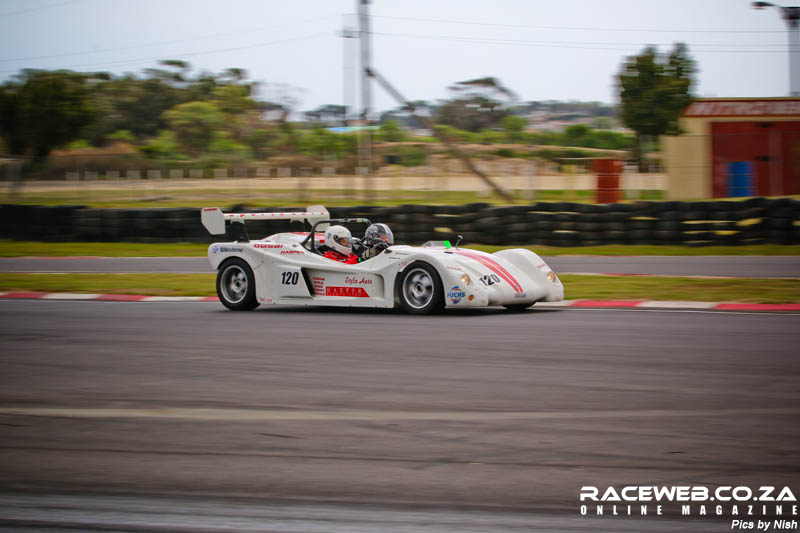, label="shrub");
[64,139,91,150]
[108,130,136,144]
[386,146,428,167]
[378,120,405,142]
[140,130,181,160]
